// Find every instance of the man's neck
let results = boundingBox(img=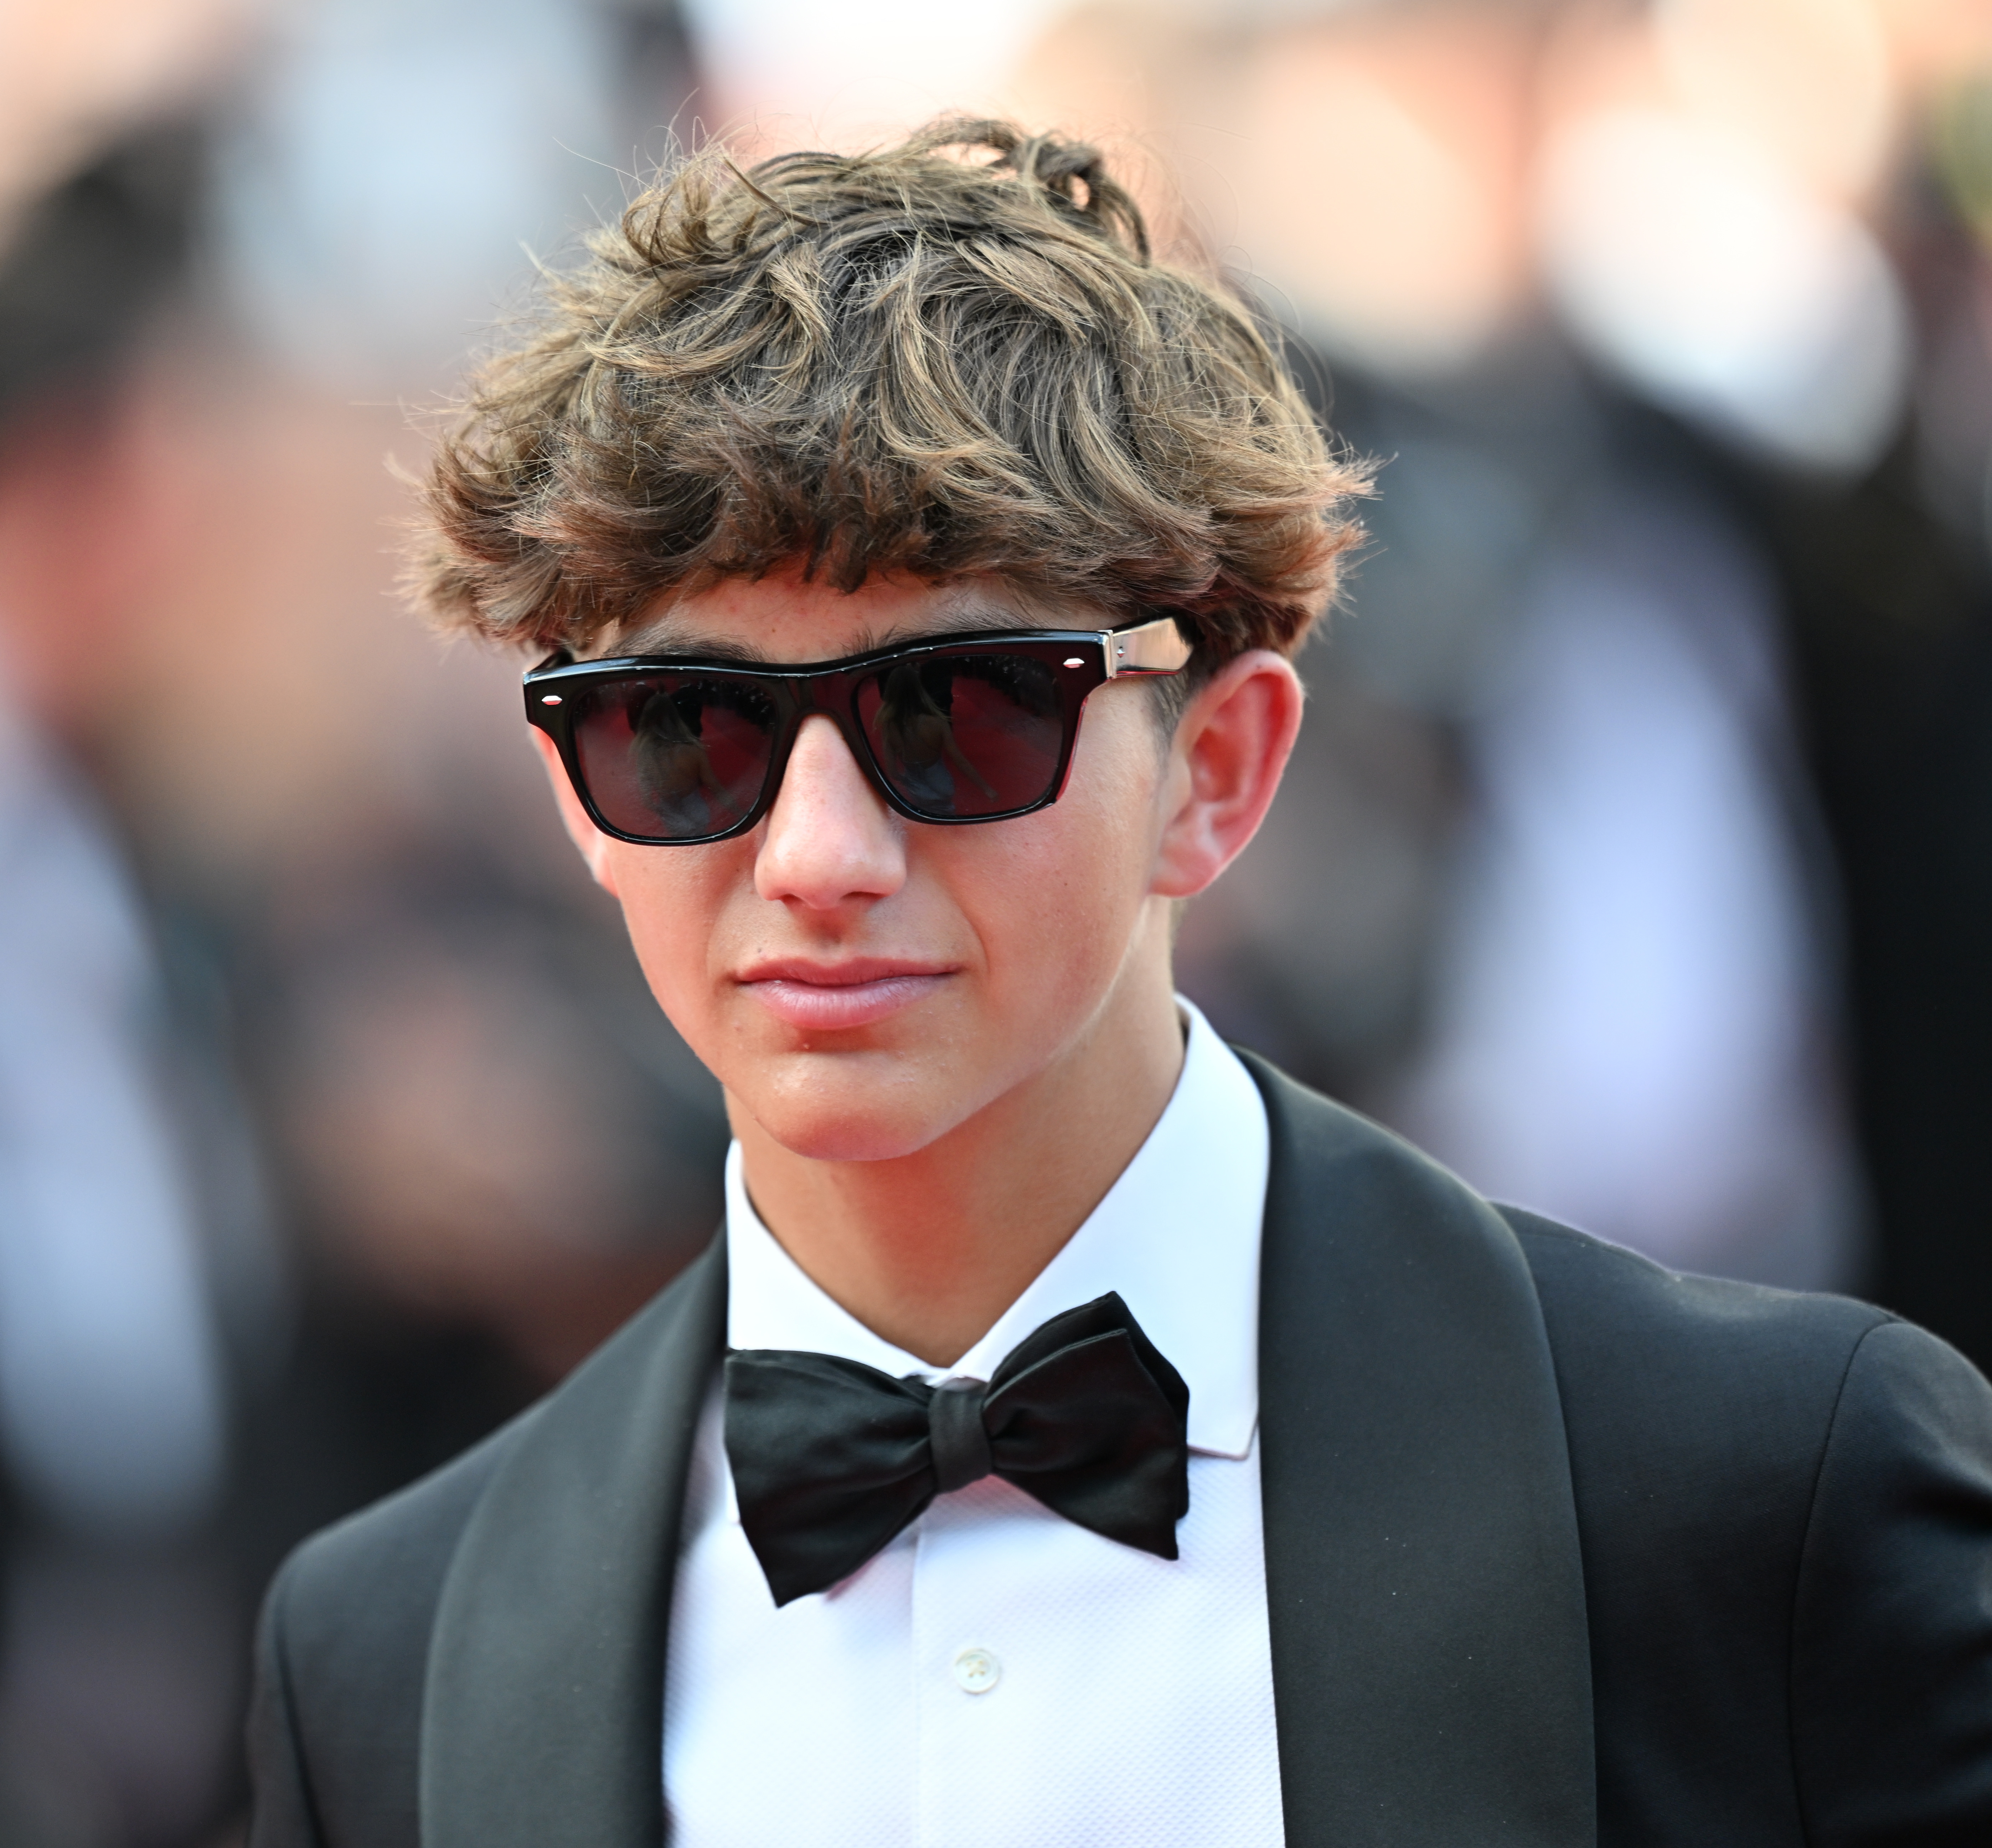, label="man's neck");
[729,959,1187,1368]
